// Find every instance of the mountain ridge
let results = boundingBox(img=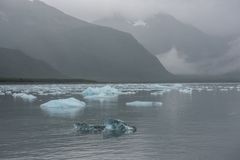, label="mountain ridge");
[0,47,64,79]
[0,0,172,82]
